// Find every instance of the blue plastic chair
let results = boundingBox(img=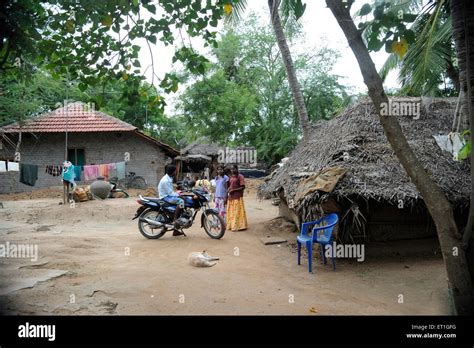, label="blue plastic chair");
[297,213,339,273]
